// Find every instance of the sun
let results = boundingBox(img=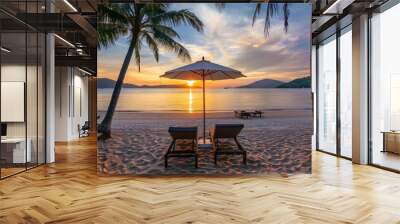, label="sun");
[187,80,195,87]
